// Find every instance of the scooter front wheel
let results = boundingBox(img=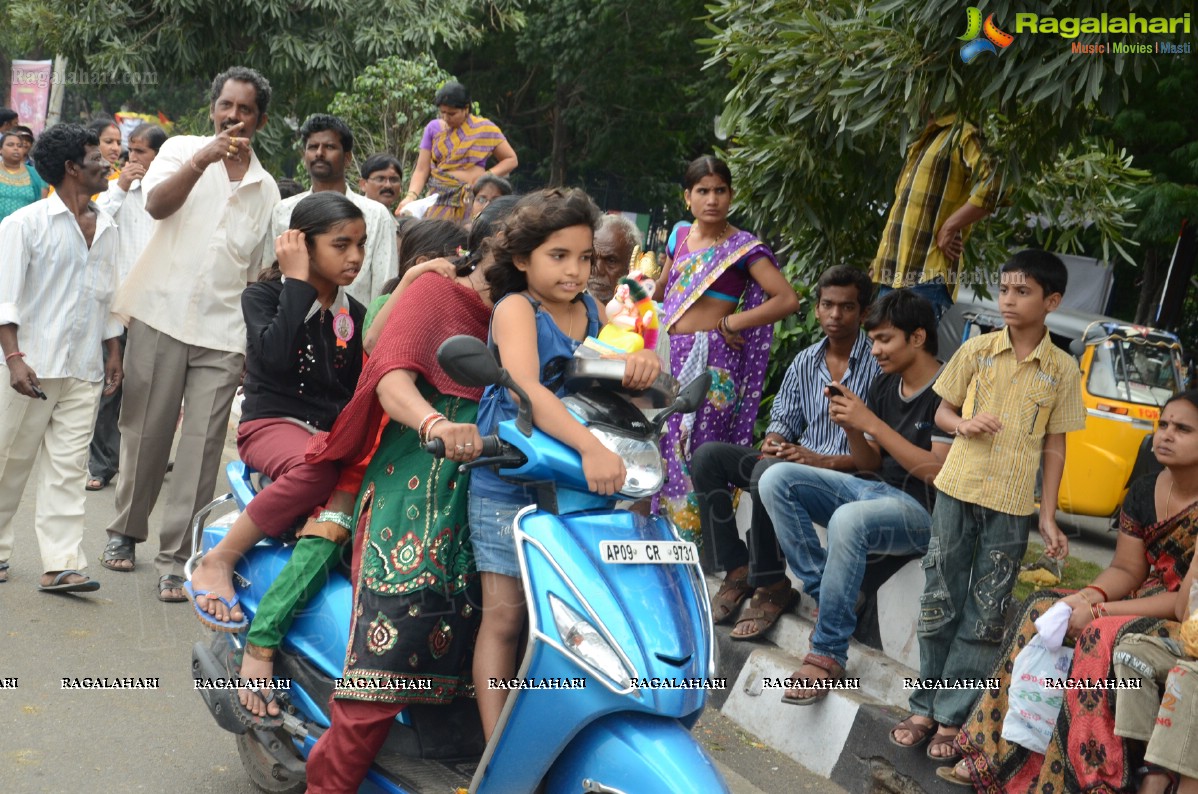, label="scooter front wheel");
[236,731,306,794]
